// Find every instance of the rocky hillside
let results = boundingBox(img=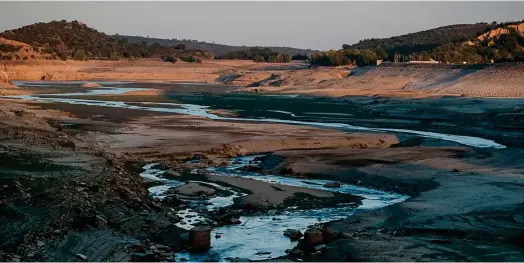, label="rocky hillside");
[475,22,524,45]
